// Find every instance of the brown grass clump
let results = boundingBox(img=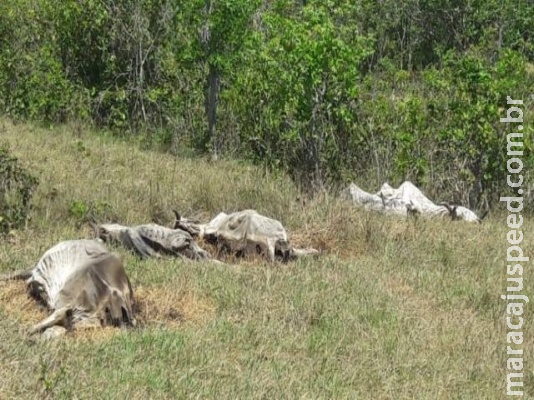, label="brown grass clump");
[64,284,217,343]
[134,285,216,328]
[0,281,47,326]
[70,326,125,343]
